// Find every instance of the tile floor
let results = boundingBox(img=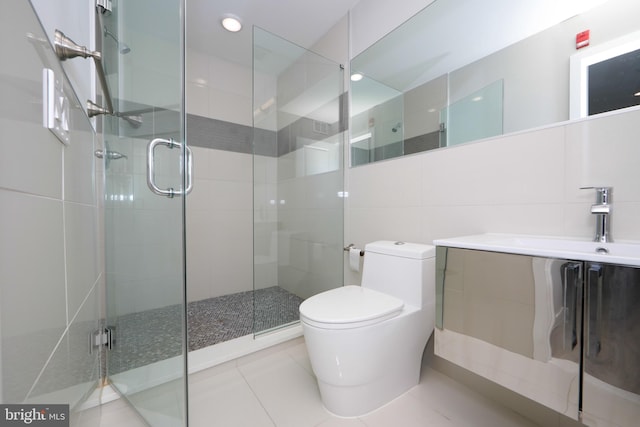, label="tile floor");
[94,337,542,427]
